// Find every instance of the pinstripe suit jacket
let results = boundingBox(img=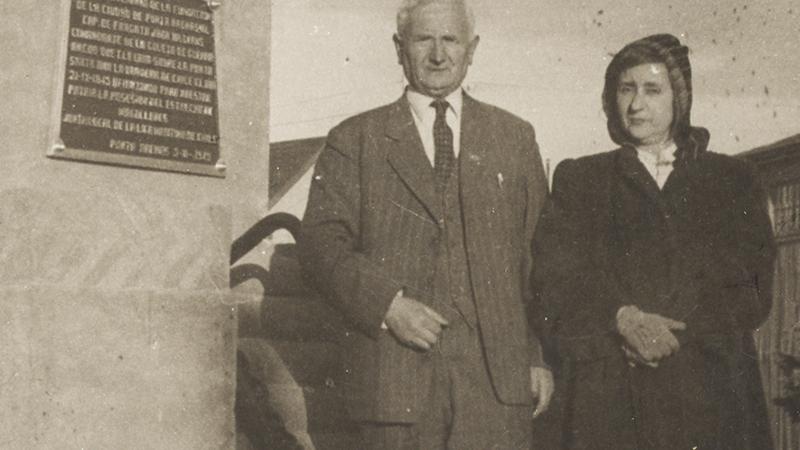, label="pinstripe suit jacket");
[298,93,548,423]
